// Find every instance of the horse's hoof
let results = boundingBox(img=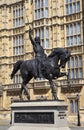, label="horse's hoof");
[54,97,59,101]
[27,96,30,101]
[19,98,23,101]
